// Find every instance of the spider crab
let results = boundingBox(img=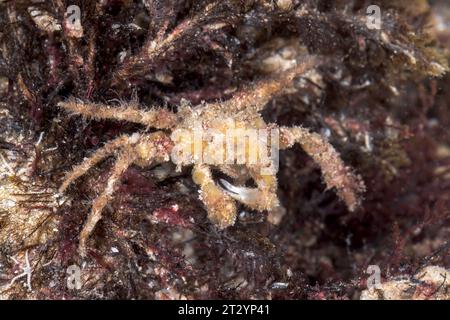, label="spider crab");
[58,58,364,257]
